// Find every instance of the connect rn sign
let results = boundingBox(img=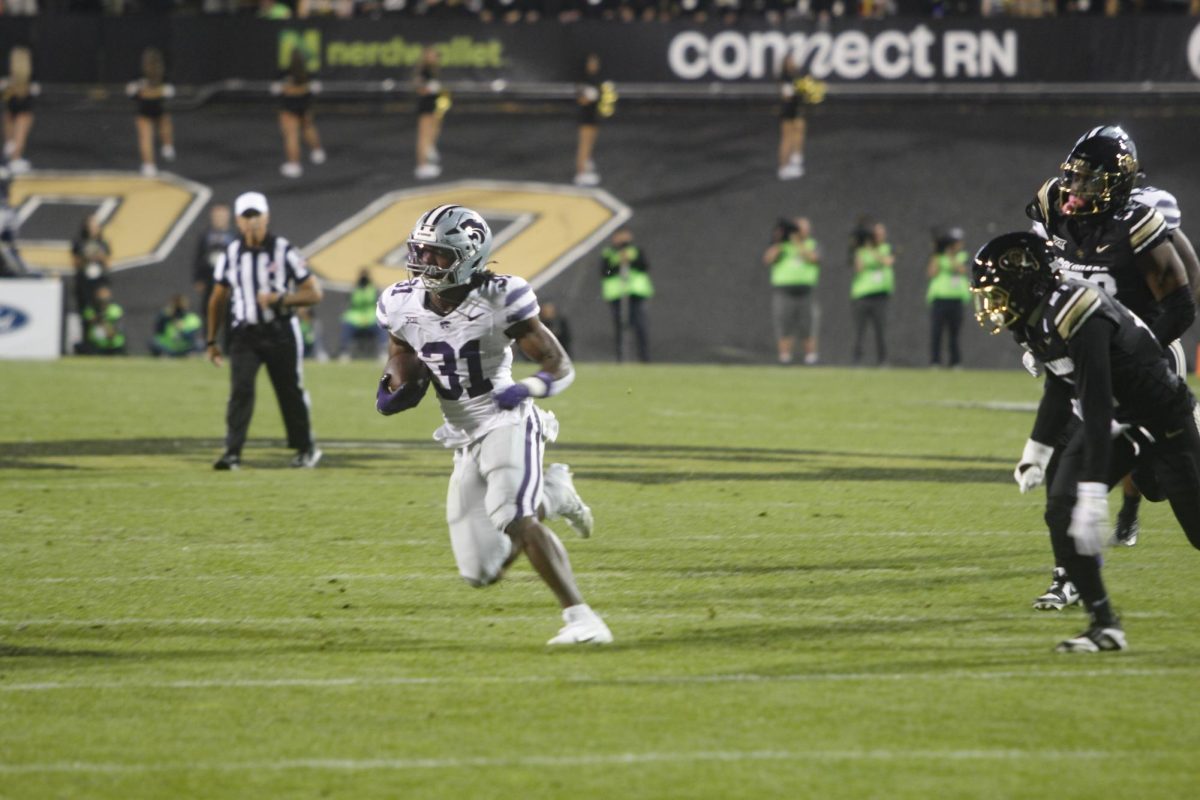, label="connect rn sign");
[666,26,1017,81]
